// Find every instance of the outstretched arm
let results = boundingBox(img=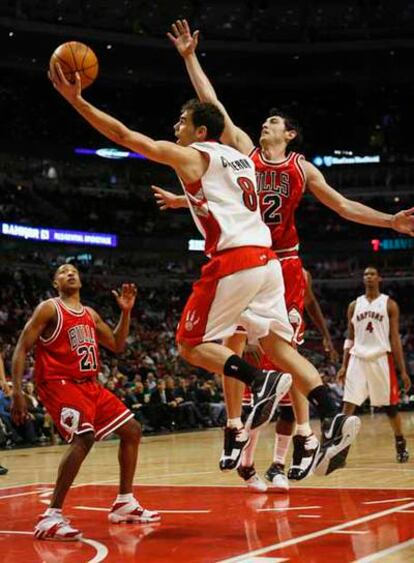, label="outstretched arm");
[168,19,254,154]
[303,269,338,362]
[49,64,205,184]
[388,299,411,392]
[303,161,414,236]
[92,284,137,354]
